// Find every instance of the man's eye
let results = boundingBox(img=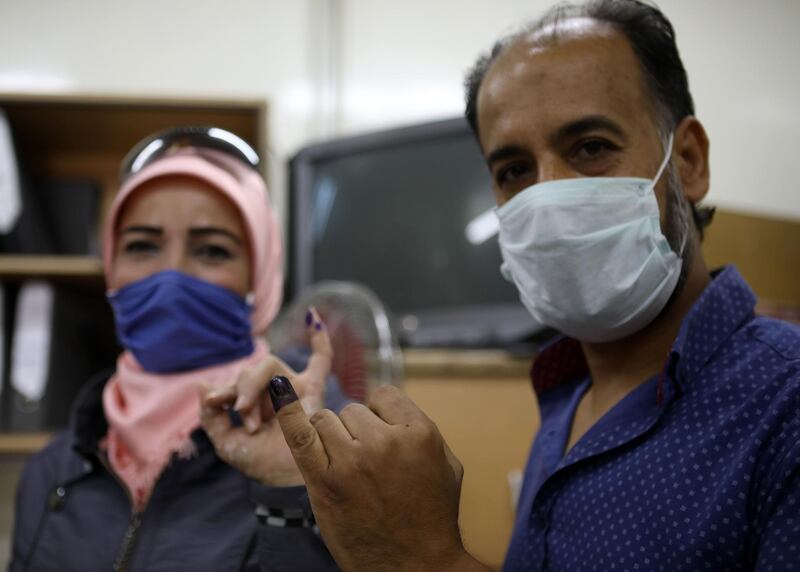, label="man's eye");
[496,163,530,185]
[575,139,616,160]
